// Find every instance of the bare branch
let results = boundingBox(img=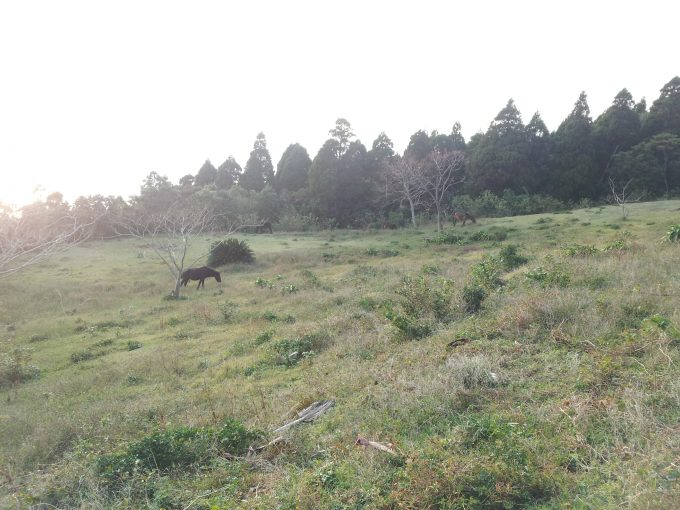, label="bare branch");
[113,202,230,297]
[0,210,97,279]
[414,150,465,232]
[608,177,645,220]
